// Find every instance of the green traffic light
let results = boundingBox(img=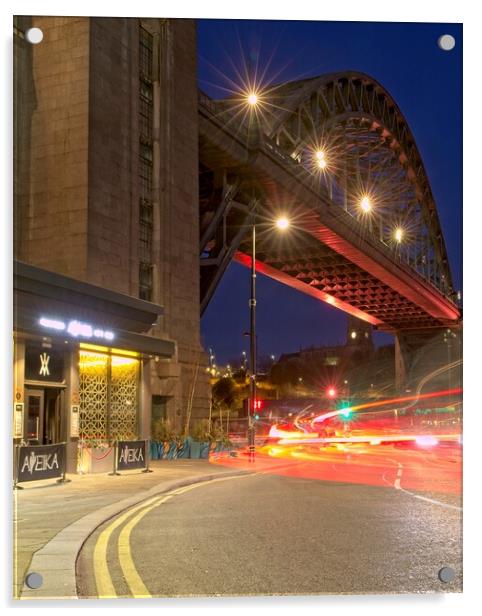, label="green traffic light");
[338,401,353,420]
